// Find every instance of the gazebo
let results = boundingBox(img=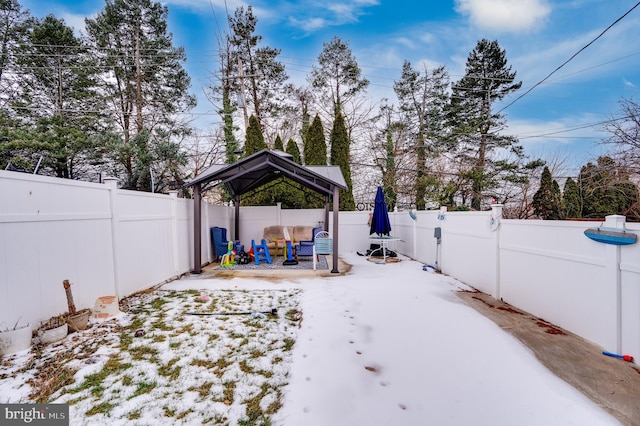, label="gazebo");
[184,149,347,274]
